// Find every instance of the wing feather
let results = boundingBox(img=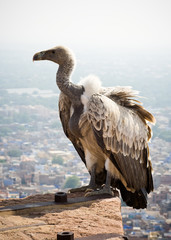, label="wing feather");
[59,92,86,165]
[86,93,154,195]
[101,86,156,125]
[87,93,150,159]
